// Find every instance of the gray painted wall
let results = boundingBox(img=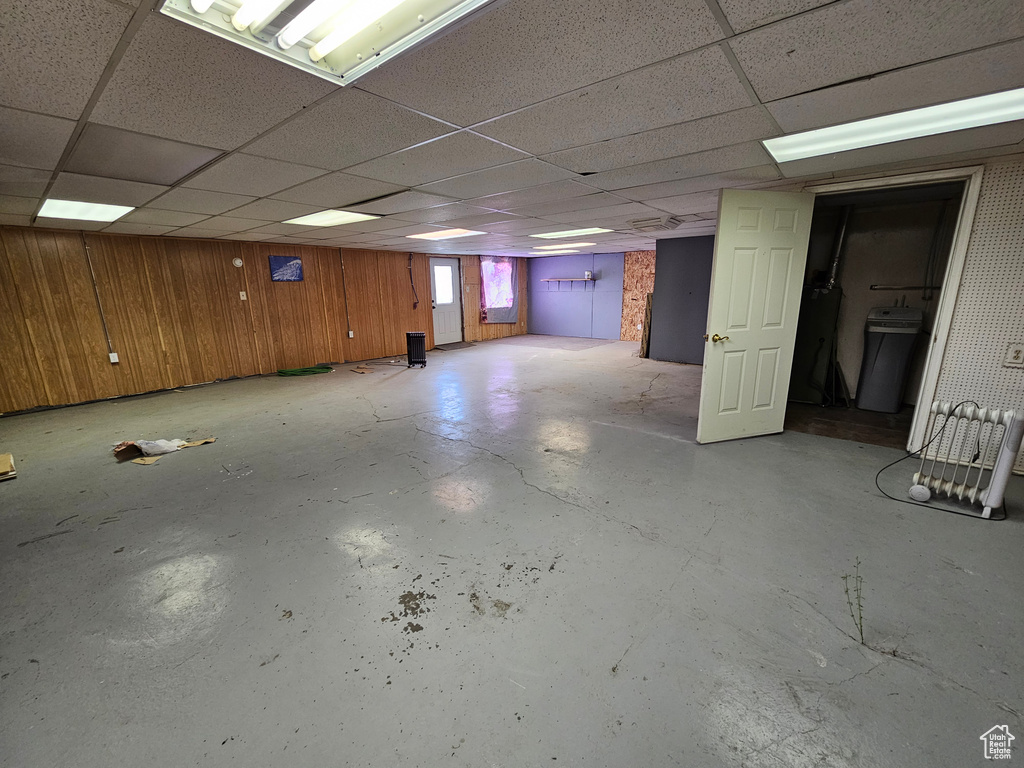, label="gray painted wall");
[528,253,624,339]
[649,236,715,364]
